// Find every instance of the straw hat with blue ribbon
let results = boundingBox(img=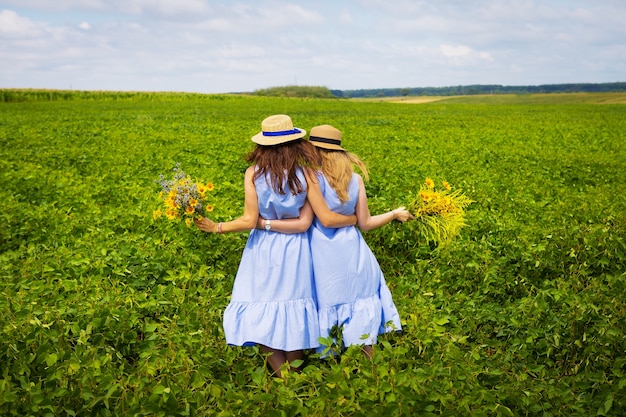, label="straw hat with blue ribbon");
[251,114,307,146]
